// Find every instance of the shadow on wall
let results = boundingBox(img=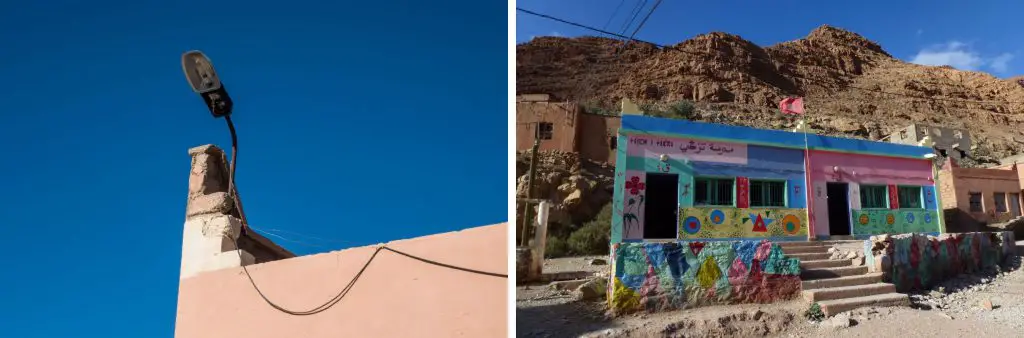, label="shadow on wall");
[865,231,1017,293]
[609,241,801,315]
